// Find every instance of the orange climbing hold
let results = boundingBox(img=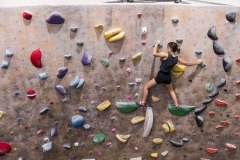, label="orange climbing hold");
[206,148,218,154]
[214,99,228,107]
[216,125,225,130]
